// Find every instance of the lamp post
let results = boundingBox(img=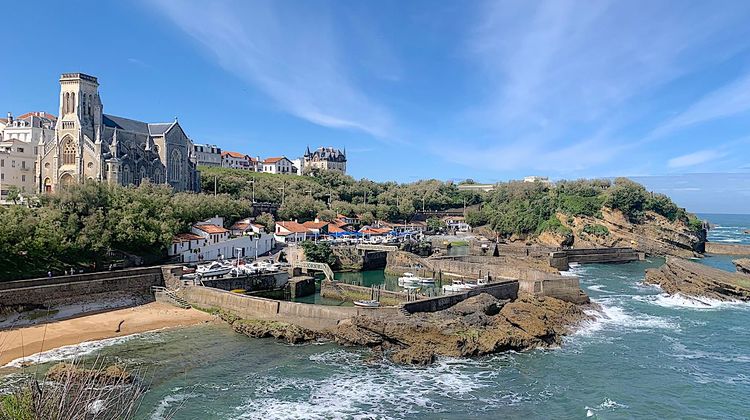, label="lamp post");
[249,176,256,203]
